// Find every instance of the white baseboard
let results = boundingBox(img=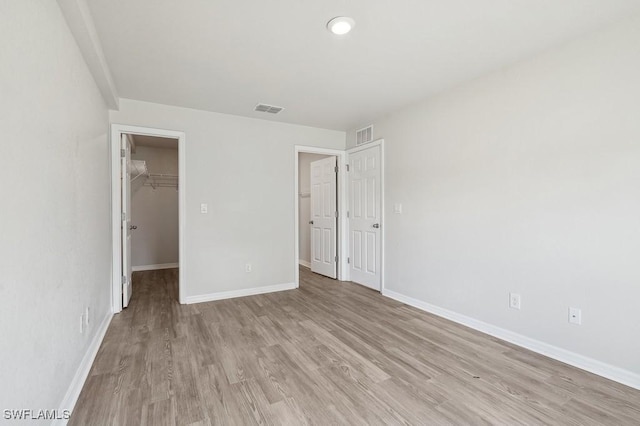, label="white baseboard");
[185,282,296,304]
[382,289,640,391]
[299,260,311,268]
[132,262,179,272]
[55,311,113,425]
